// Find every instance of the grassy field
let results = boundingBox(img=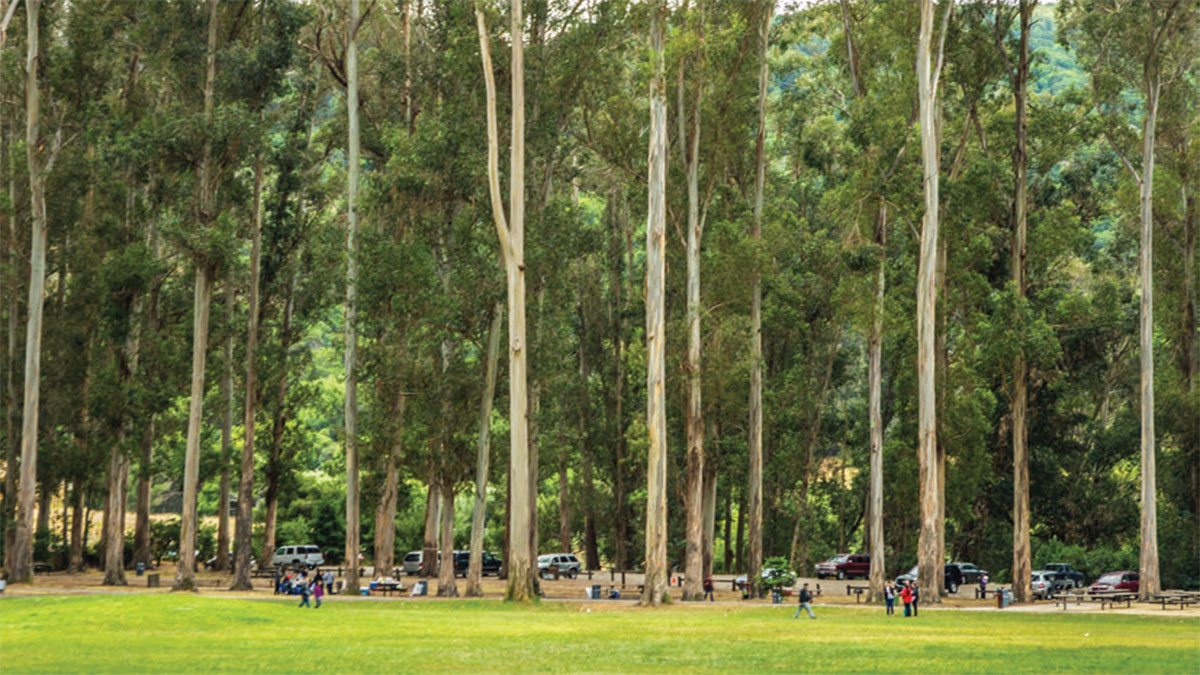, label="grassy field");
[1,594,1198,673]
